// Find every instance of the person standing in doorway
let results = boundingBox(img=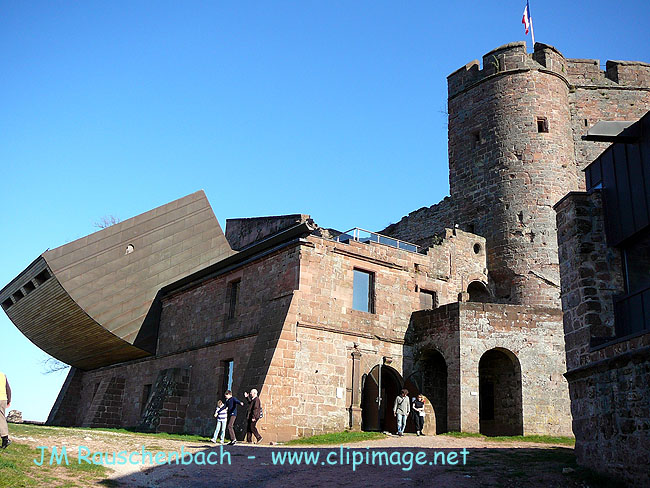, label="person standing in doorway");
[224,390,244,445]
[393,388,410,436]
[244,389,262,444]
[0,371,12,449]
[412,394,426,436]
